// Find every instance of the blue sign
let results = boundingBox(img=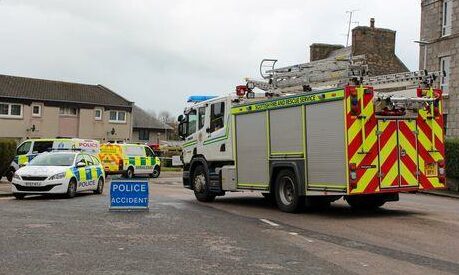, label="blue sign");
[110,180,149,210]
